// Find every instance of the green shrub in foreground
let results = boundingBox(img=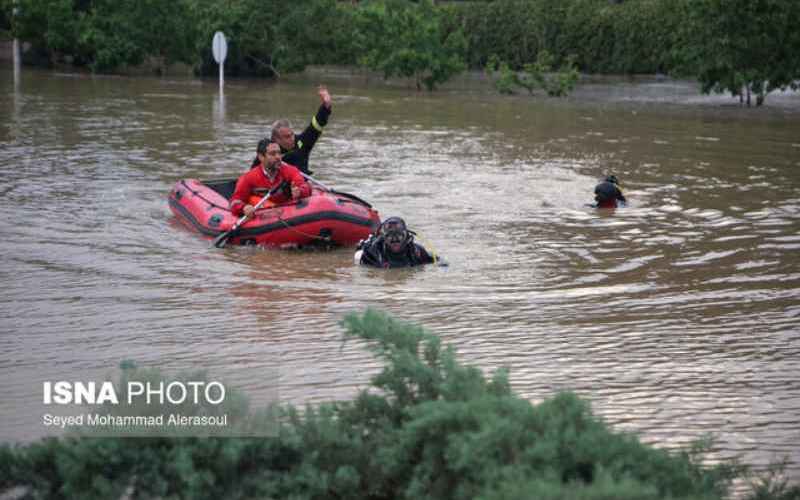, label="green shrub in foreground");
[1,309,794,499]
